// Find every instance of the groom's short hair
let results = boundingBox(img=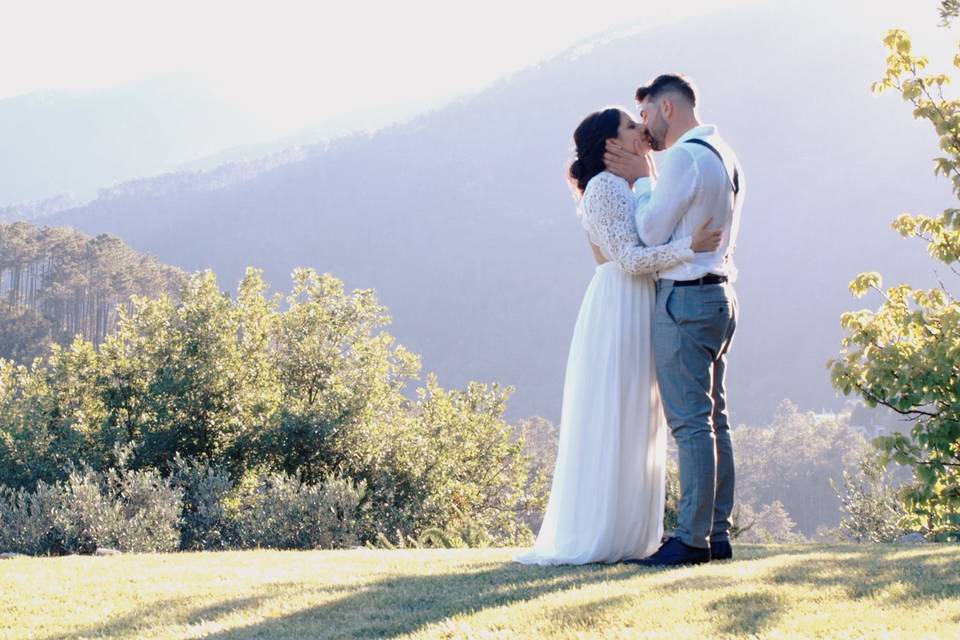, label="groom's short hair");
[635,74,698,107]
